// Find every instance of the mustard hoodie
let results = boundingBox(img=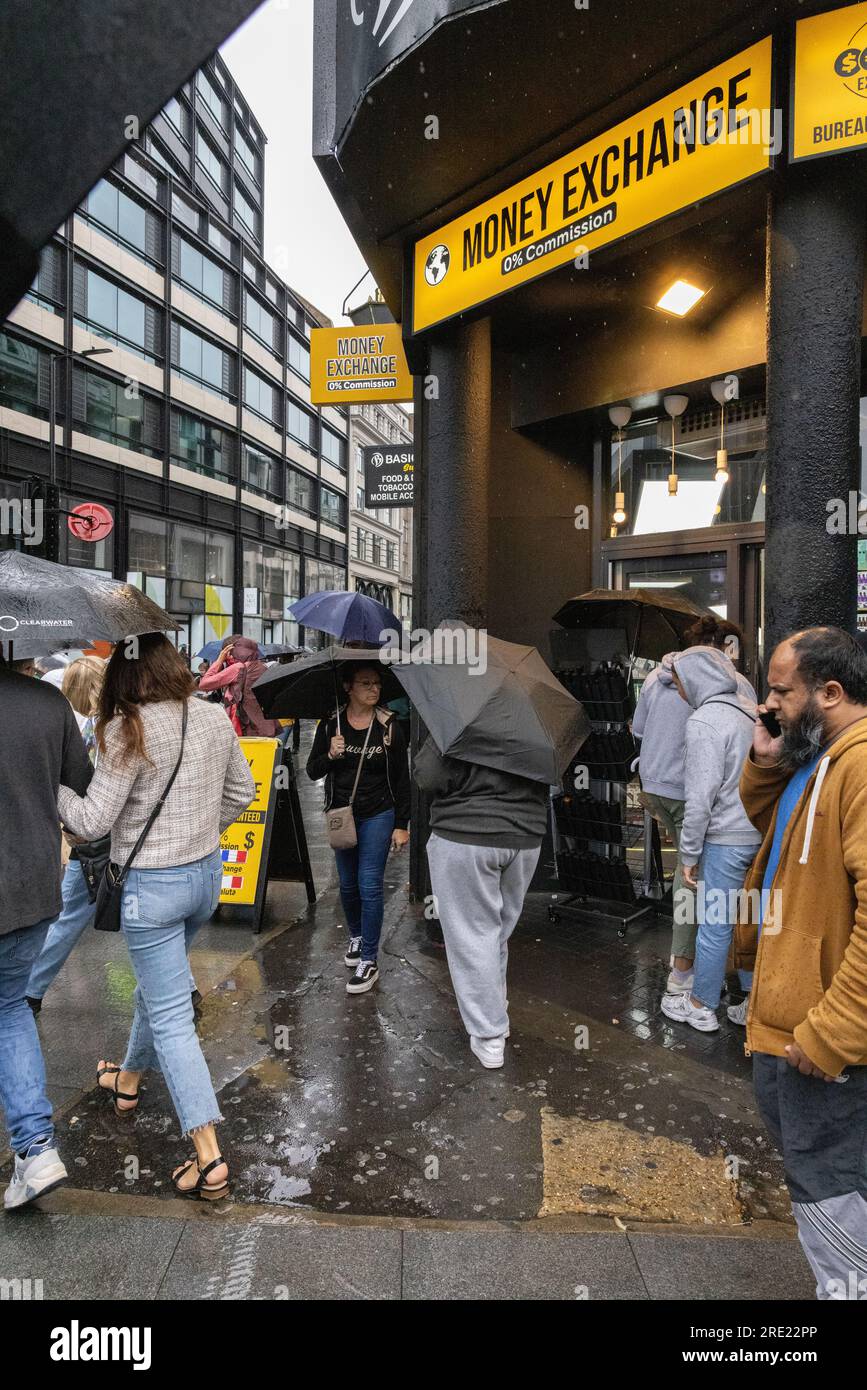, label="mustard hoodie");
[735,718,867,1075]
